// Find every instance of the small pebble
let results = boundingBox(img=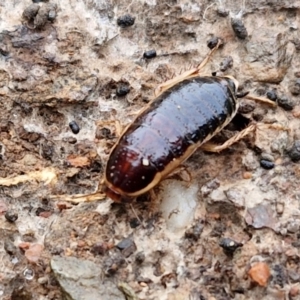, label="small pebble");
[139,282,148,287]
[18,242,31,251]
[252,109,265,122]
[289,79,300,95]
[0,44,9,56]
[293,38,300,51]
[116,85,130,96]
[50,247,63,255]
[137,277,152,284]
[5,211,18,223]
[103,257,125,275]
[69,121,80,134]
[34,5,49,28]
[207,37,221,49]
[41,144,54,160]
[56,202,73,211]
[39,211,52,218]
[255,87,266,97]
[248,262,270,286]
[289,286,300,297]
[135,251,145,264]
[143,49,157,59]
[129,218,140,228]
[272,264,287,288]
[116,238,137,258]
[238,100,256,114]
[288,270,300,283]
[77,240,86,248]
[47,9,57,21]
[22,231,36,243]
[243,151,260,171]
[35,207,47,216]
[91,242,109,255]
[266,90,277,101]
[22,3,40,20]
[260,159,275,170]
[243,171,252,179]
[37,276,48,284]
[25,244,44,263]
[276,202,284,214]
[95,127,114,139]
[117,14,135,28]
[277,96,294,111]
[201,179,220,196]
[288,140,300,162]
[293,107,300,118]
[287,221,299,233]
[231,18,248,39]
[69,241,78,250]
[185,222,204,241]
[261,153,274,162]
[216,7,229,17]
[220,56,233,72]
[0,201,8,214]
[4,240,17,255]
[23,268,35,280]
[219,238,243,255]
[63,137,77,144]
[11,257,19,265]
